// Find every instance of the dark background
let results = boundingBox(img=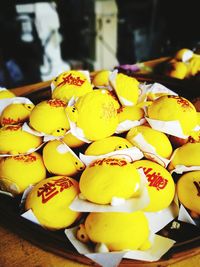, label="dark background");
[0,0,199,88]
